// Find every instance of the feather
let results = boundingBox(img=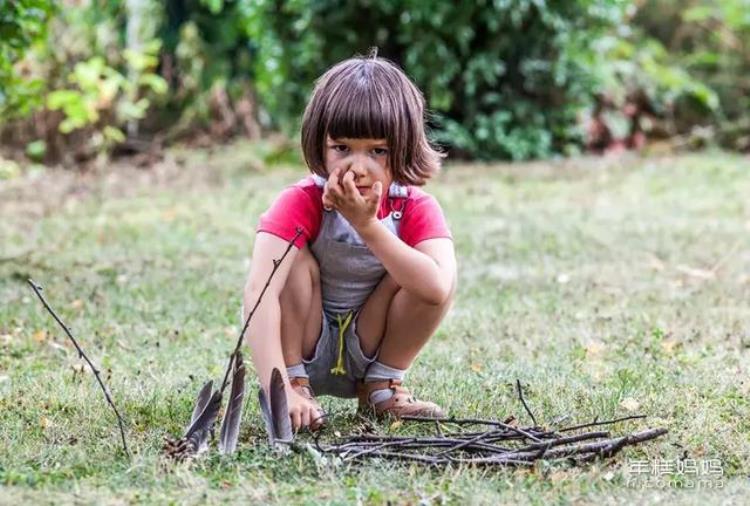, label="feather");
[258,387,275,446]
[258,367,294,449]
[269,368,293,442]
[189,380,214,428]
[183,389,222,455]
[219,351,246,454]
